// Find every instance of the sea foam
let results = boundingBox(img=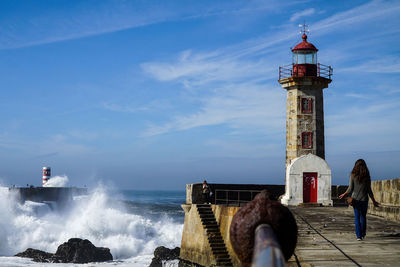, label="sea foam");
[0,186,183,266]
